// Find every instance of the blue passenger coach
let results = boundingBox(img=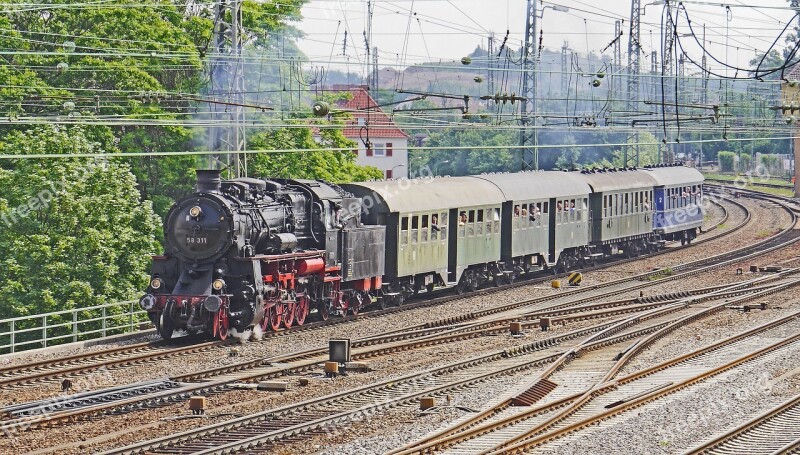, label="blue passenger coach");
[647,166,705,245]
